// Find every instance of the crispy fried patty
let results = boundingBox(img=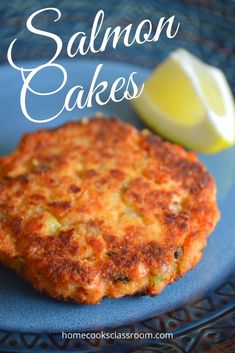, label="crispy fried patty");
[0,116,220,304]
